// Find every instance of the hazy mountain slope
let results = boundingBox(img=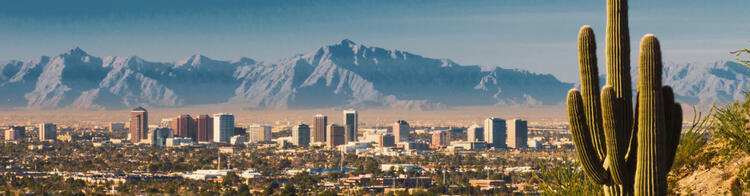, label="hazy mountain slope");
[662,61,749,106]
[230,39,573,109]
[629,61,749,106]
[0,57,47,107]
[0,40,618,110]
[585,61,748,108]
[24,48,108,109]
